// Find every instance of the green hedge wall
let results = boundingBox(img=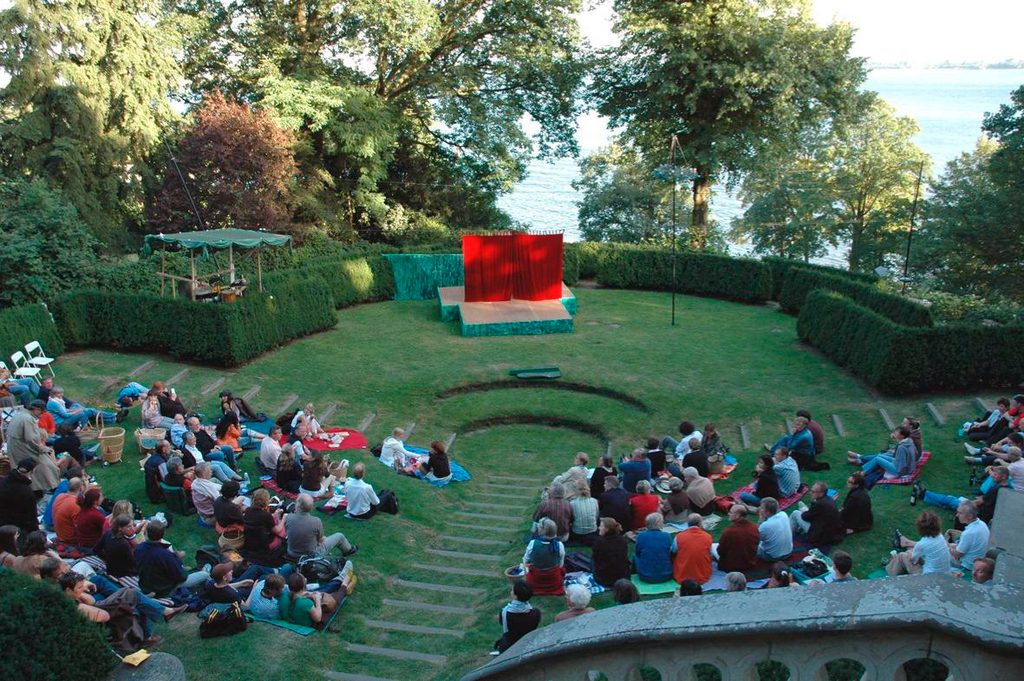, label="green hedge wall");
[0,303,64,368]
[594,245,772,303]
[52,278,335,366]
[780,267,934,327]
[763,256,877,300]
[797,290,1024,394]
[263,253,396,308]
